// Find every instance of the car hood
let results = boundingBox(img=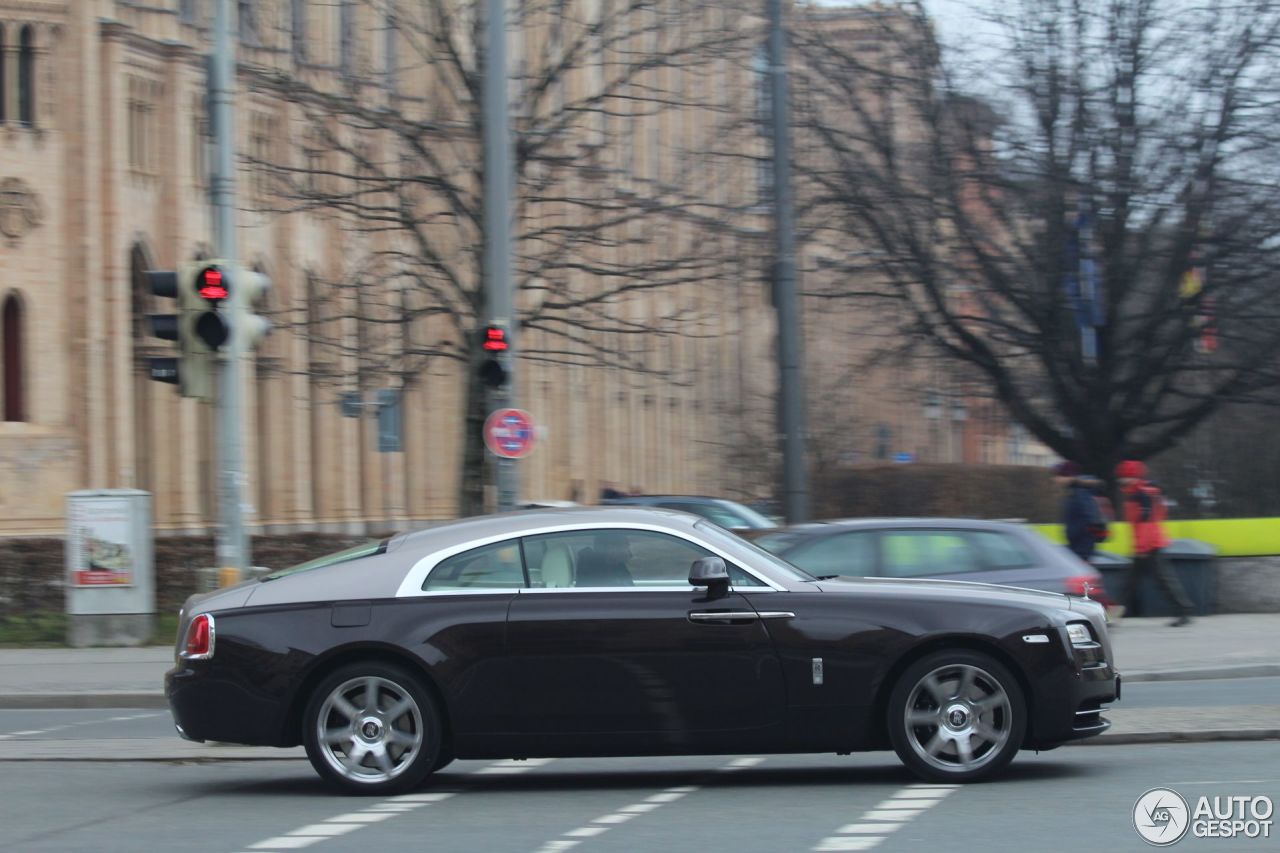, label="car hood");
[813,575,1072,610]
